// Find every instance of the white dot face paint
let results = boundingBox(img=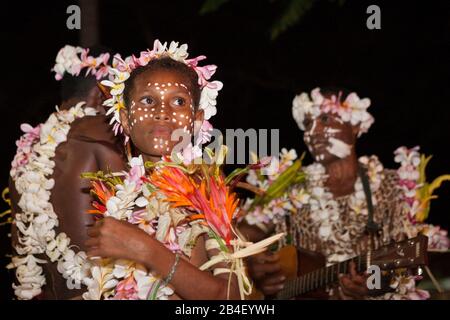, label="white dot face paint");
[326,137,352,159]
[128,81,196,155]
